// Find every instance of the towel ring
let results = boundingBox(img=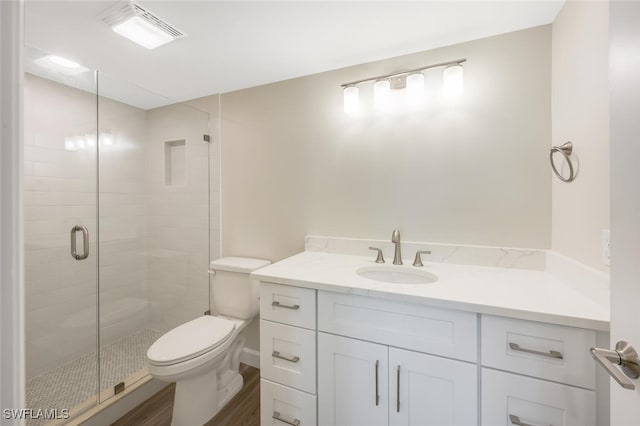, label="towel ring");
[550,141,576,182]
